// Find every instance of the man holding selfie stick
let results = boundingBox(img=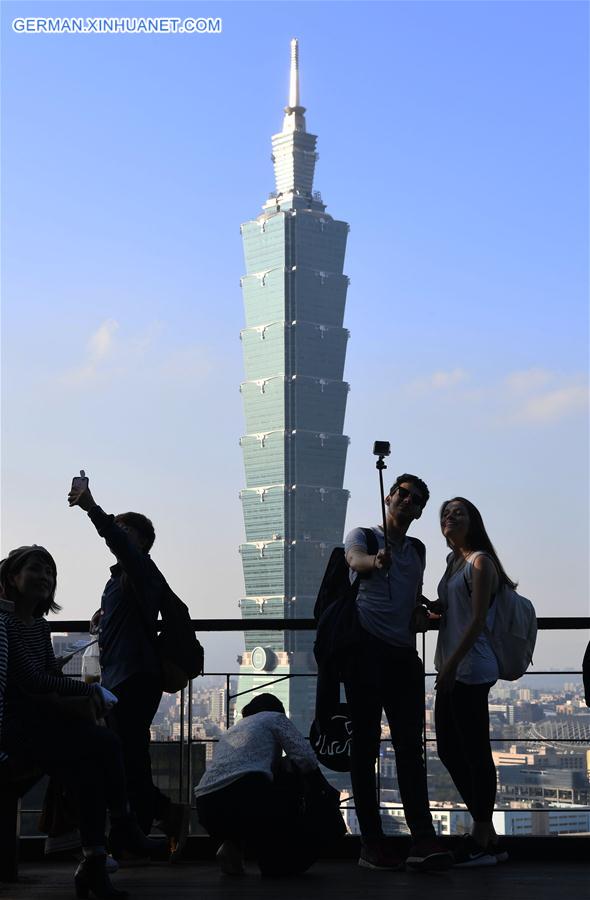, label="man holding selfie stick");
[343,448,451,872]
[68,473,189,861]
